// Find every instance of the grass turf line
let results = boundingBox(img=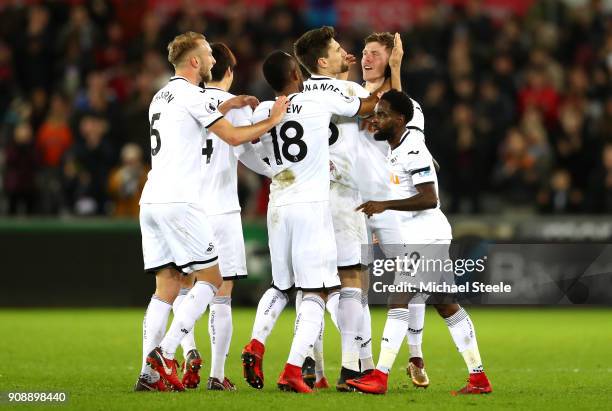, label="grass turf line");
[0,307,611,410]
